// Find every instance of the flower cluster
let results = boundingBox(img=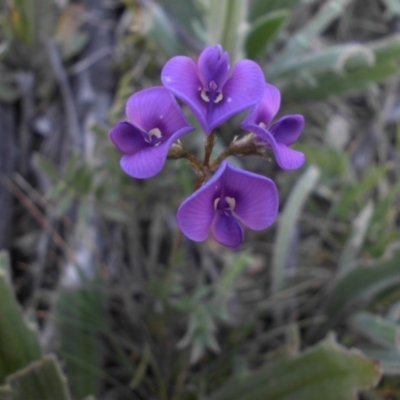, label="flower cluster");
[110,45,305,248]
